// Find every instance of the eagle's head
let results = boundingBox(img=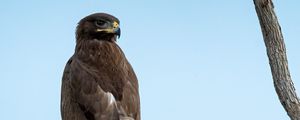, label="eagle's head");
[76,13,121,42]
